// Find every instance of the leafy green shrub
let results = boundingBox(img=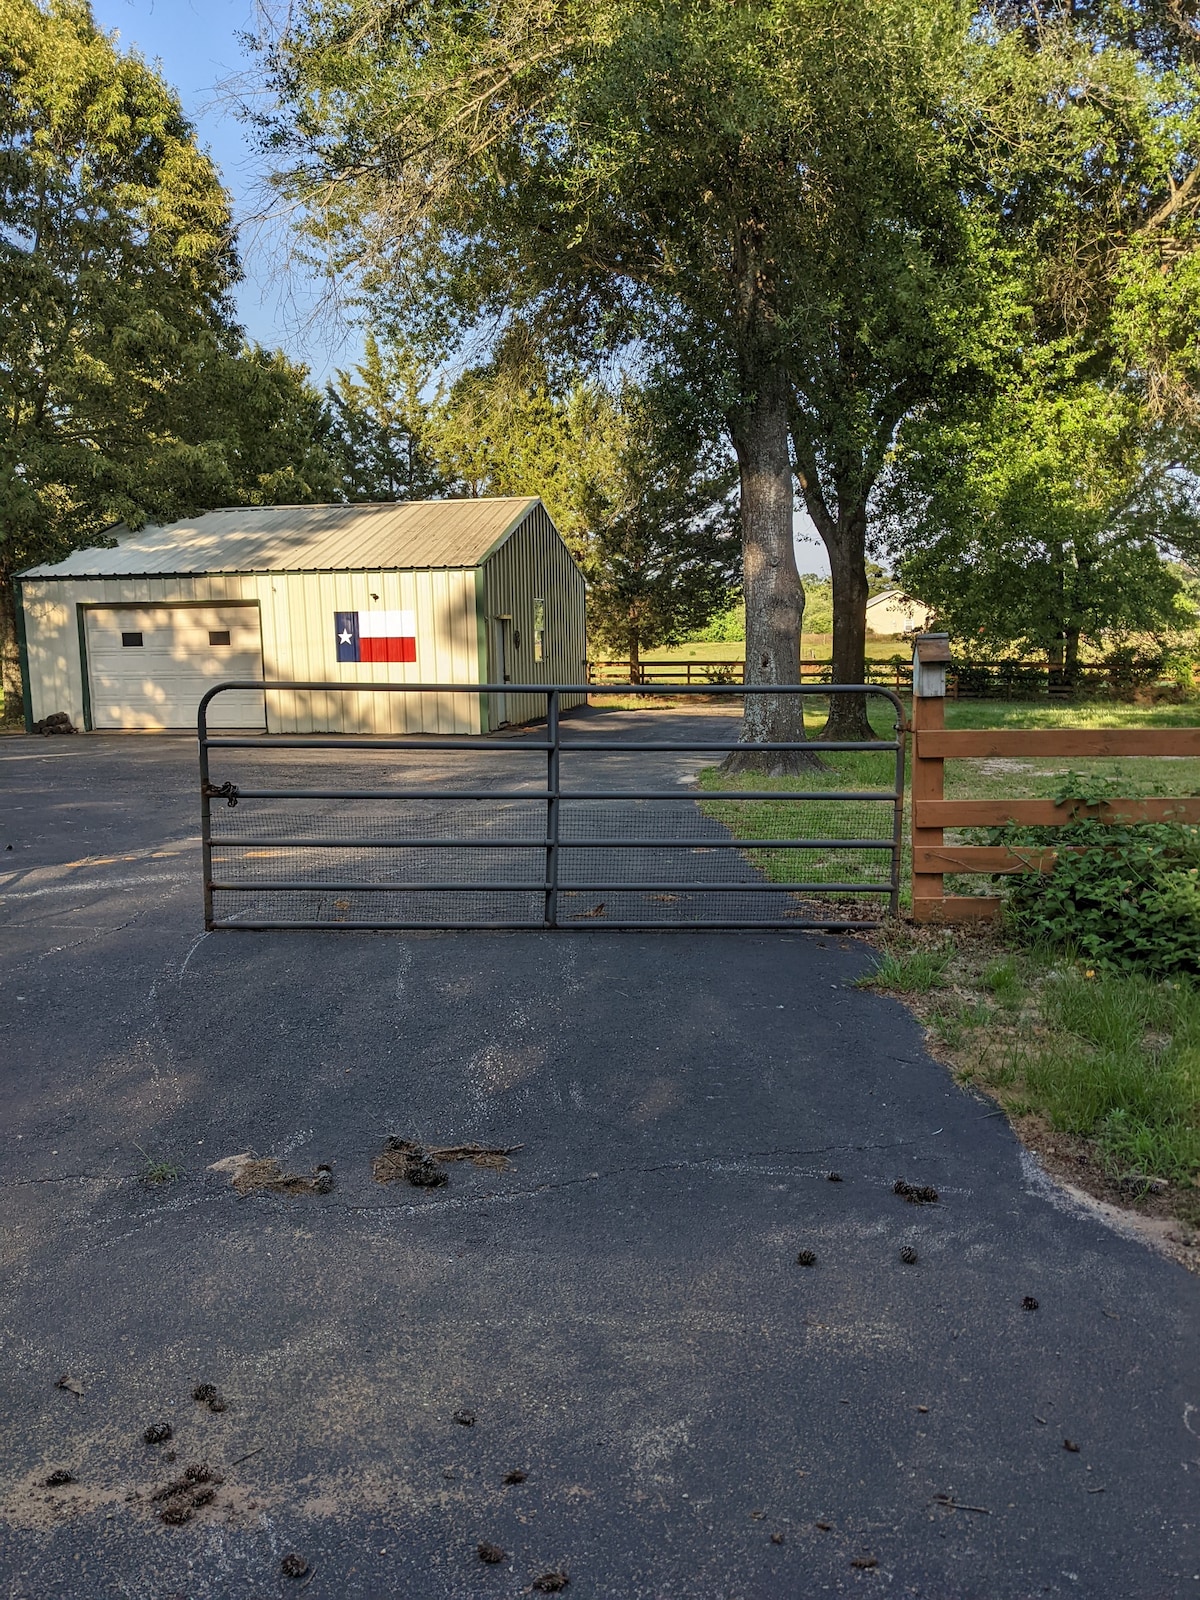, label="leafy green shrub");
[1000,776,1200,976]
